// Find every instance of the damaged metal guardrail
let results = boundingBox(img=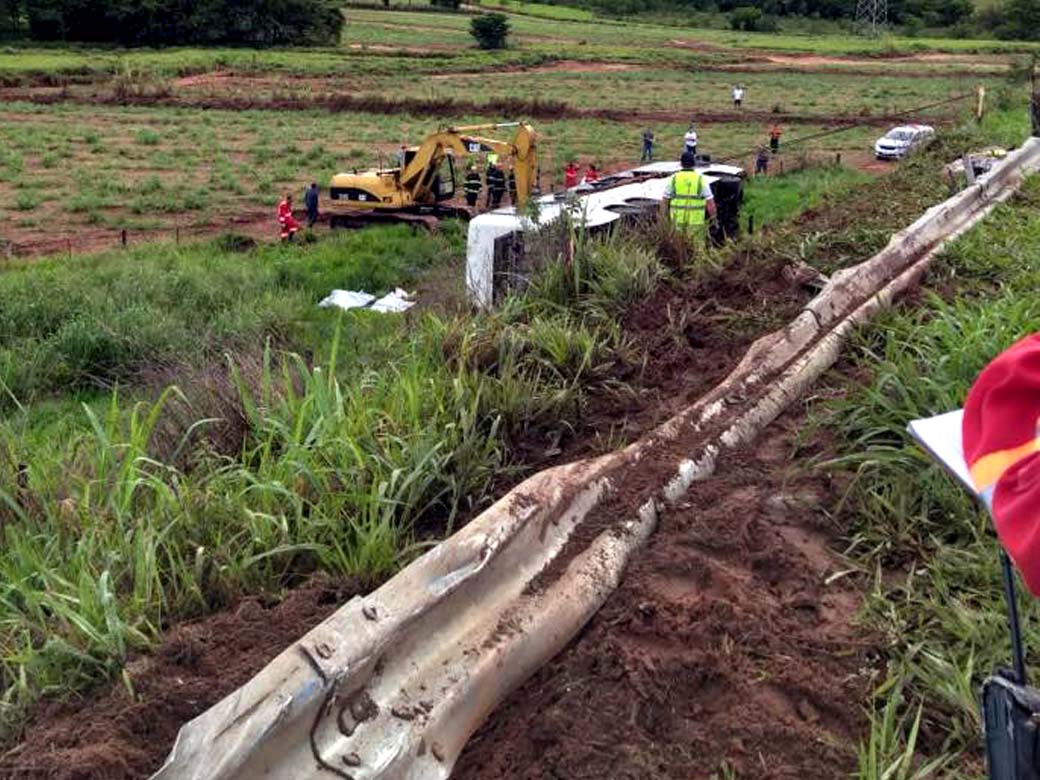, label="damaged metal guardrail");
[152,137,1040,780]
